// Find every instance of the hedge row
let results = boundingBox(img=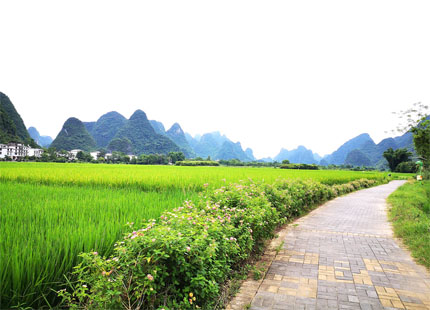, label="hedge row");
[175,161,220,166]
[280,163,319,170]
[59,177,385,309]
